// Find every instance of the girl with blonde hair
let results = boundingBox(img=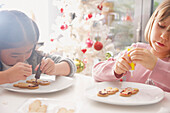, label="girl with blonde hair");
[93,0,170,92]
